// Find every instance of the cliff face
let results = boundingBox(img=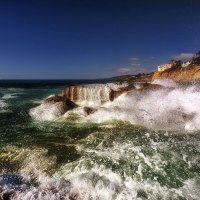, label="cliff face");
[61,84,136,103]
[152,65,200,82]
[61,83,163,106]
